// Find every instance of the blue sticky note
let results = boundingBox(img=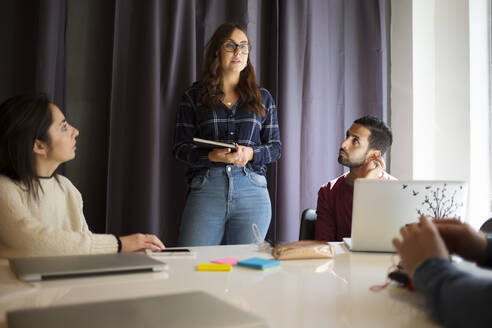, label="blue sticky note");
[237,257,280,270]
